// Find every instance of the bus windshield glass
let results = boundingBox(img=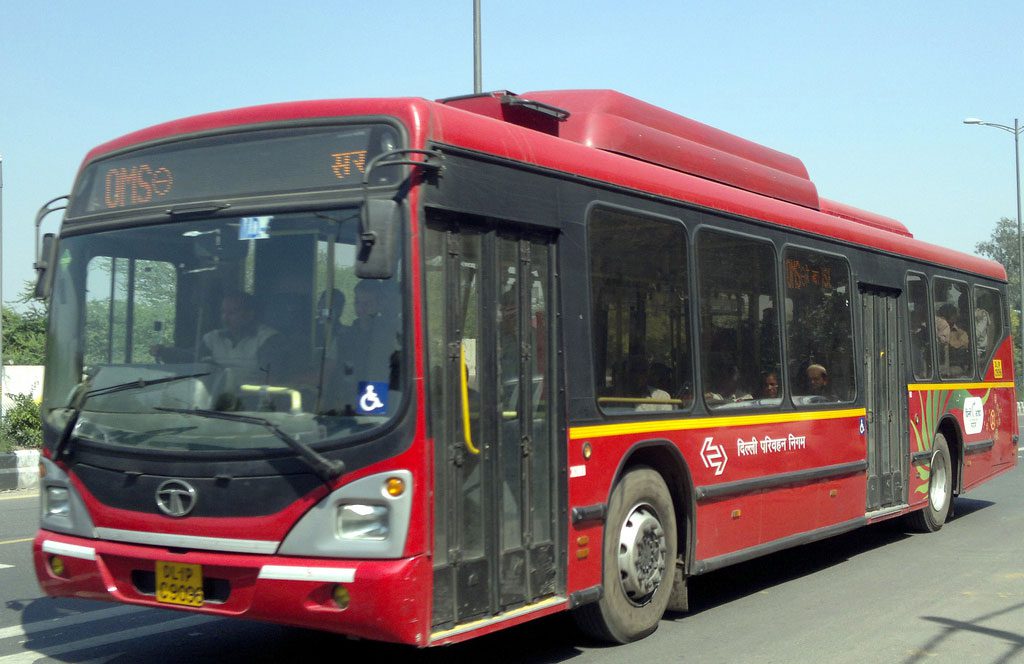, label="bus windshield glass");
[42,208,404,454]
